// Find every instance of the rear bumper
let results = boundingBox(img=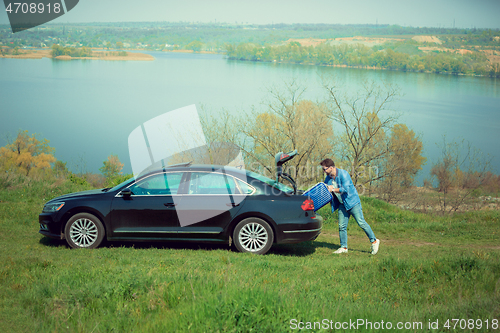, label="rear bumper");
[276,214,322,243]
